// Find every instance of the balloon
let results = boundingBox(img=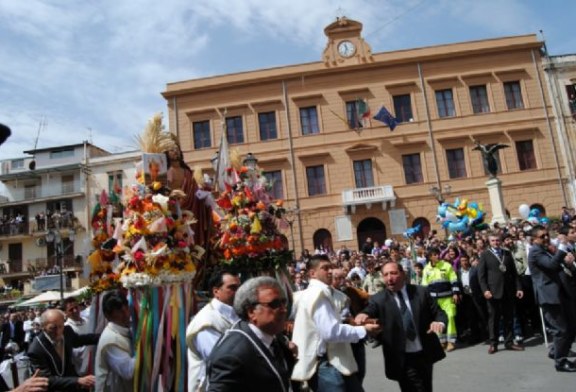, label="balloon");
[445,210,459,222]
[528,217,539,225]
[518,204,530,219]
[529,208,541,218]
